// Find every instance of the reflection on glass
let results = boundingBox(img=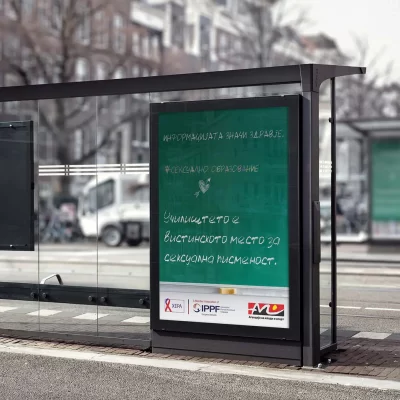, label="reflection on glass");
[96,93,150,339]
[38,96,99,336]
[321,136,368,241]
